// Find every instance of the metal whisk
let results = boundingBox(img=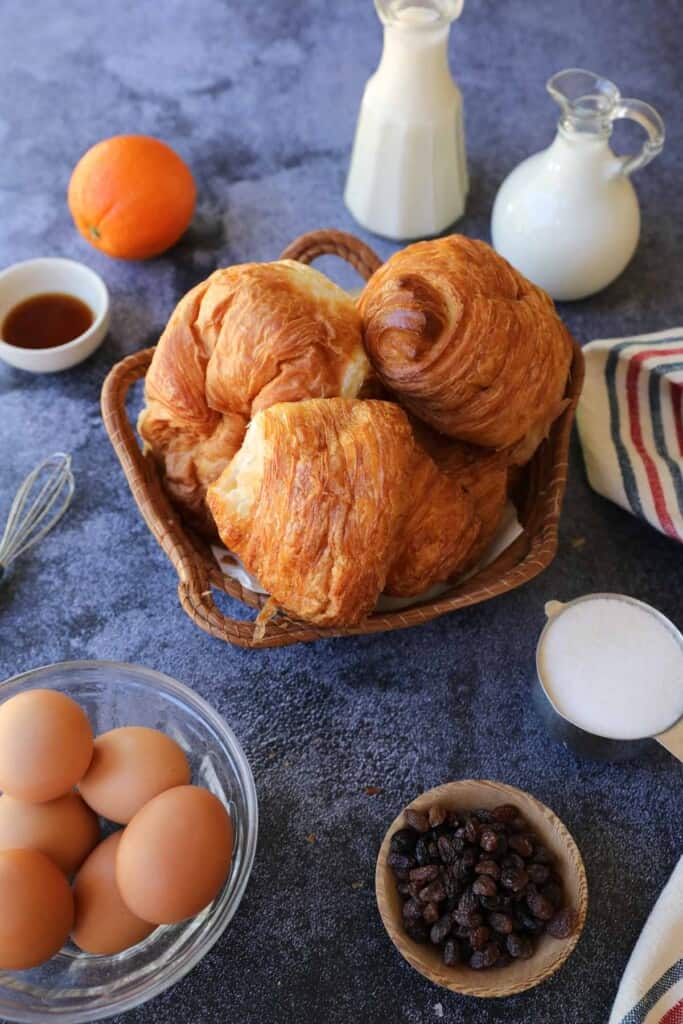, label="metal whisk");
[0,453,75,582]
